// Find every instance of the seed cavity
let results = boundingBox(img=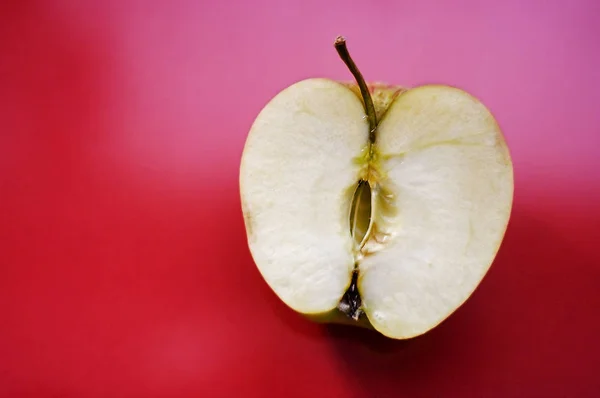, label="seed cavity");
[349,179,373,250]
